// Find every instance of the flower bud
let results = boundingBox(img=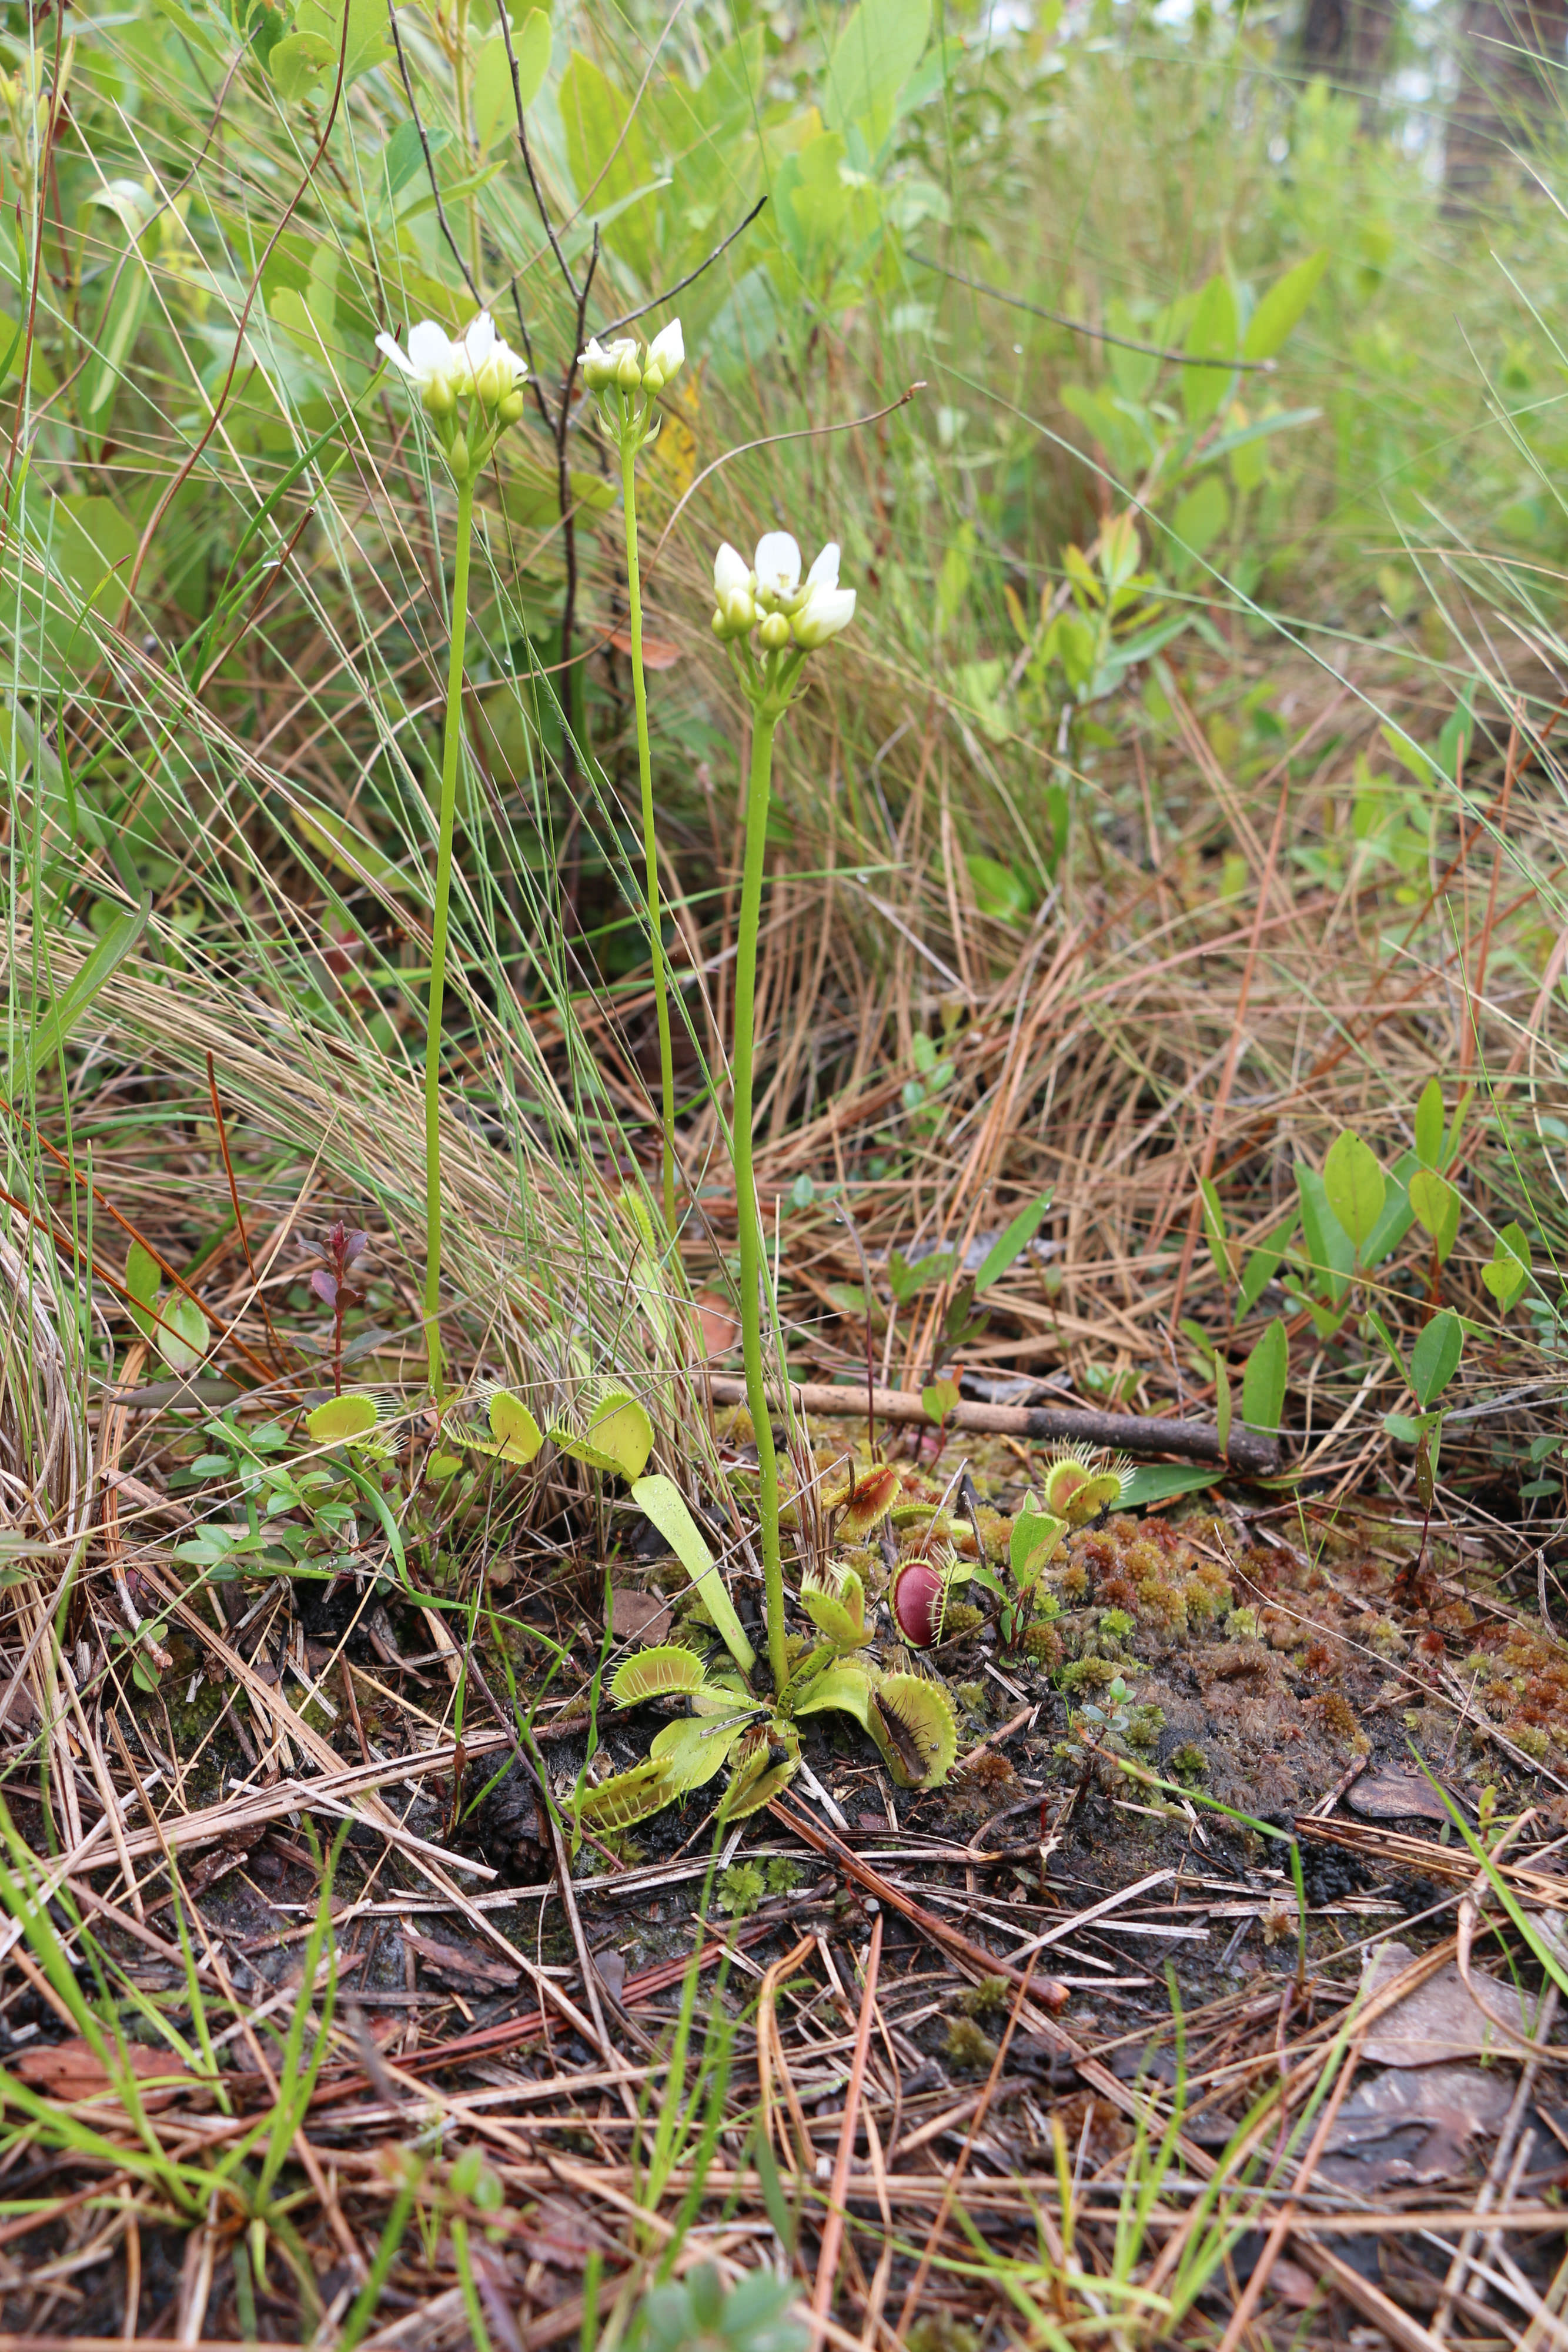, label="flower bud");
[447,431,470,480]
[758,610,791,650]
[641,364,664,396]
[579,337,615,391]
[645,318,684,383]
[422,374,456,417]
[614,344,643,390]
[497,389,526,426]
